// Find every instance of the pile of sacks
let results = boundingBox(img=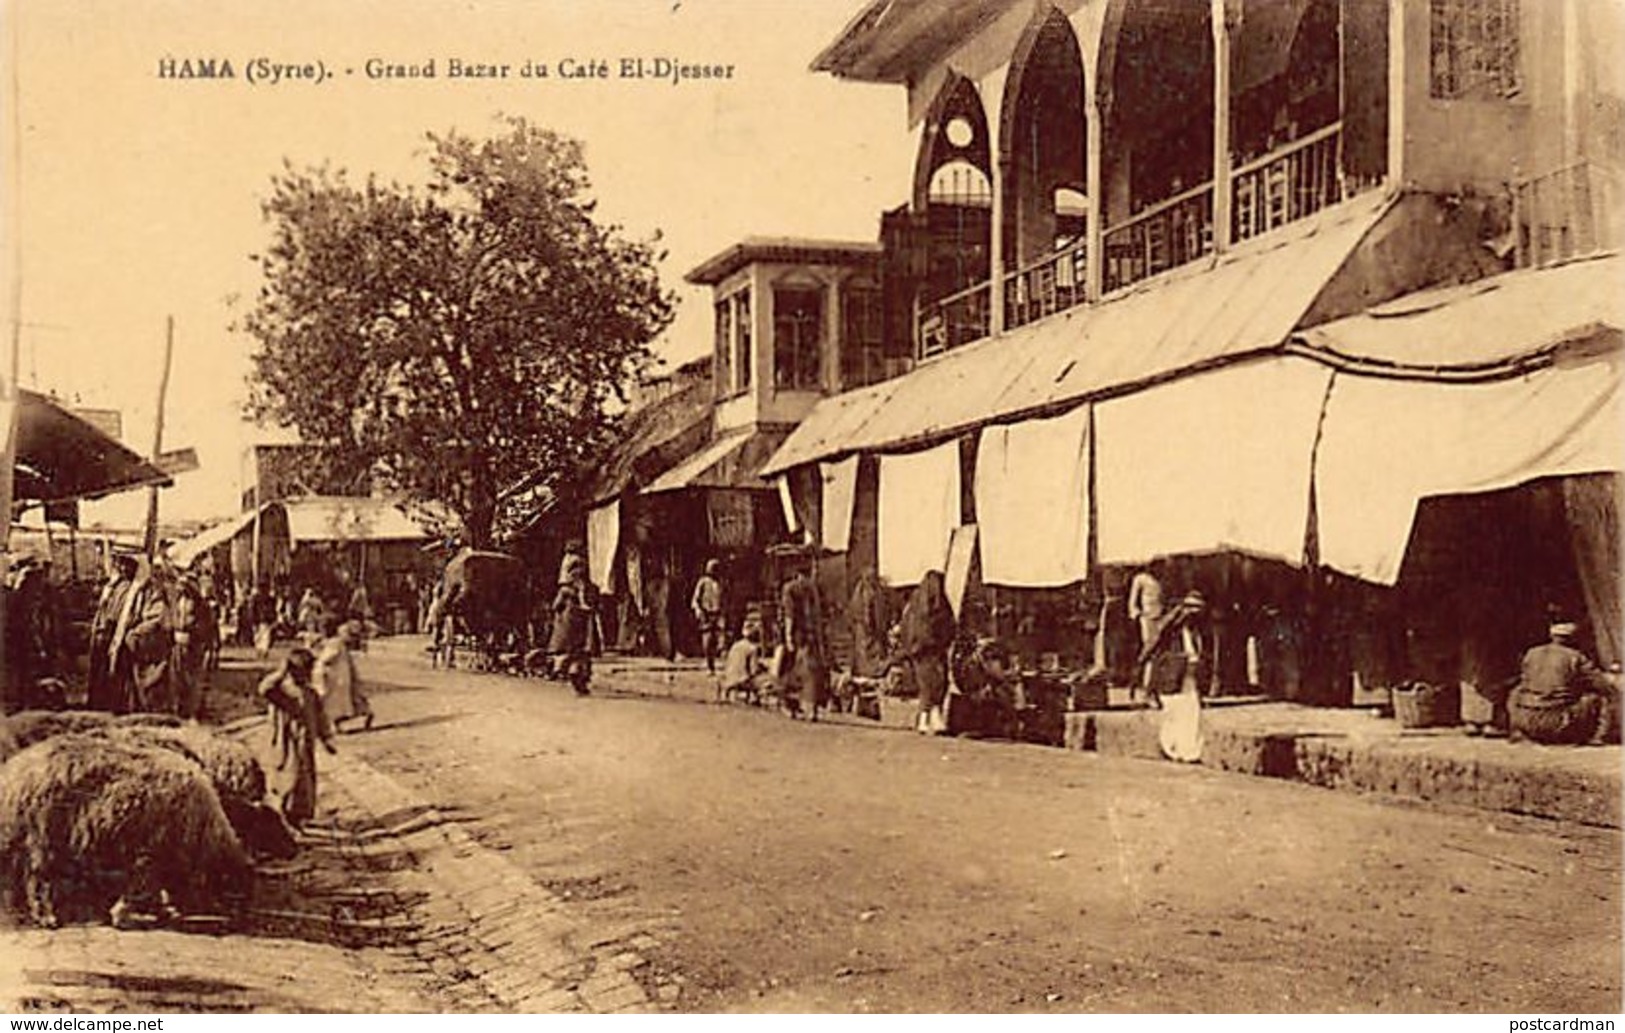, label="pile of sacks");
[0,710,297,928]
